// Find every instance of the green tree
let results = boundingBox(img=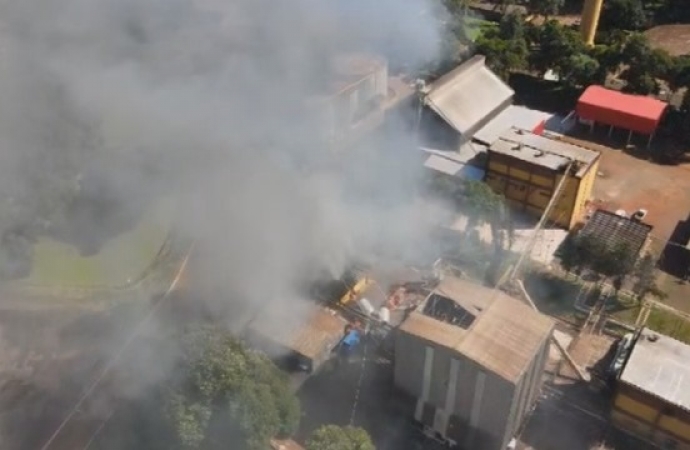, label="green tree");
[619,33,673,95]
[164,326,300,450]
[561,52,604,88]
[668,56,690,93]
[600,0,648,31]
[475,34,528,80]
[306,425,376,450]
[633,254,667,303]
[529,21,586,78]
[527,0,565,19]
